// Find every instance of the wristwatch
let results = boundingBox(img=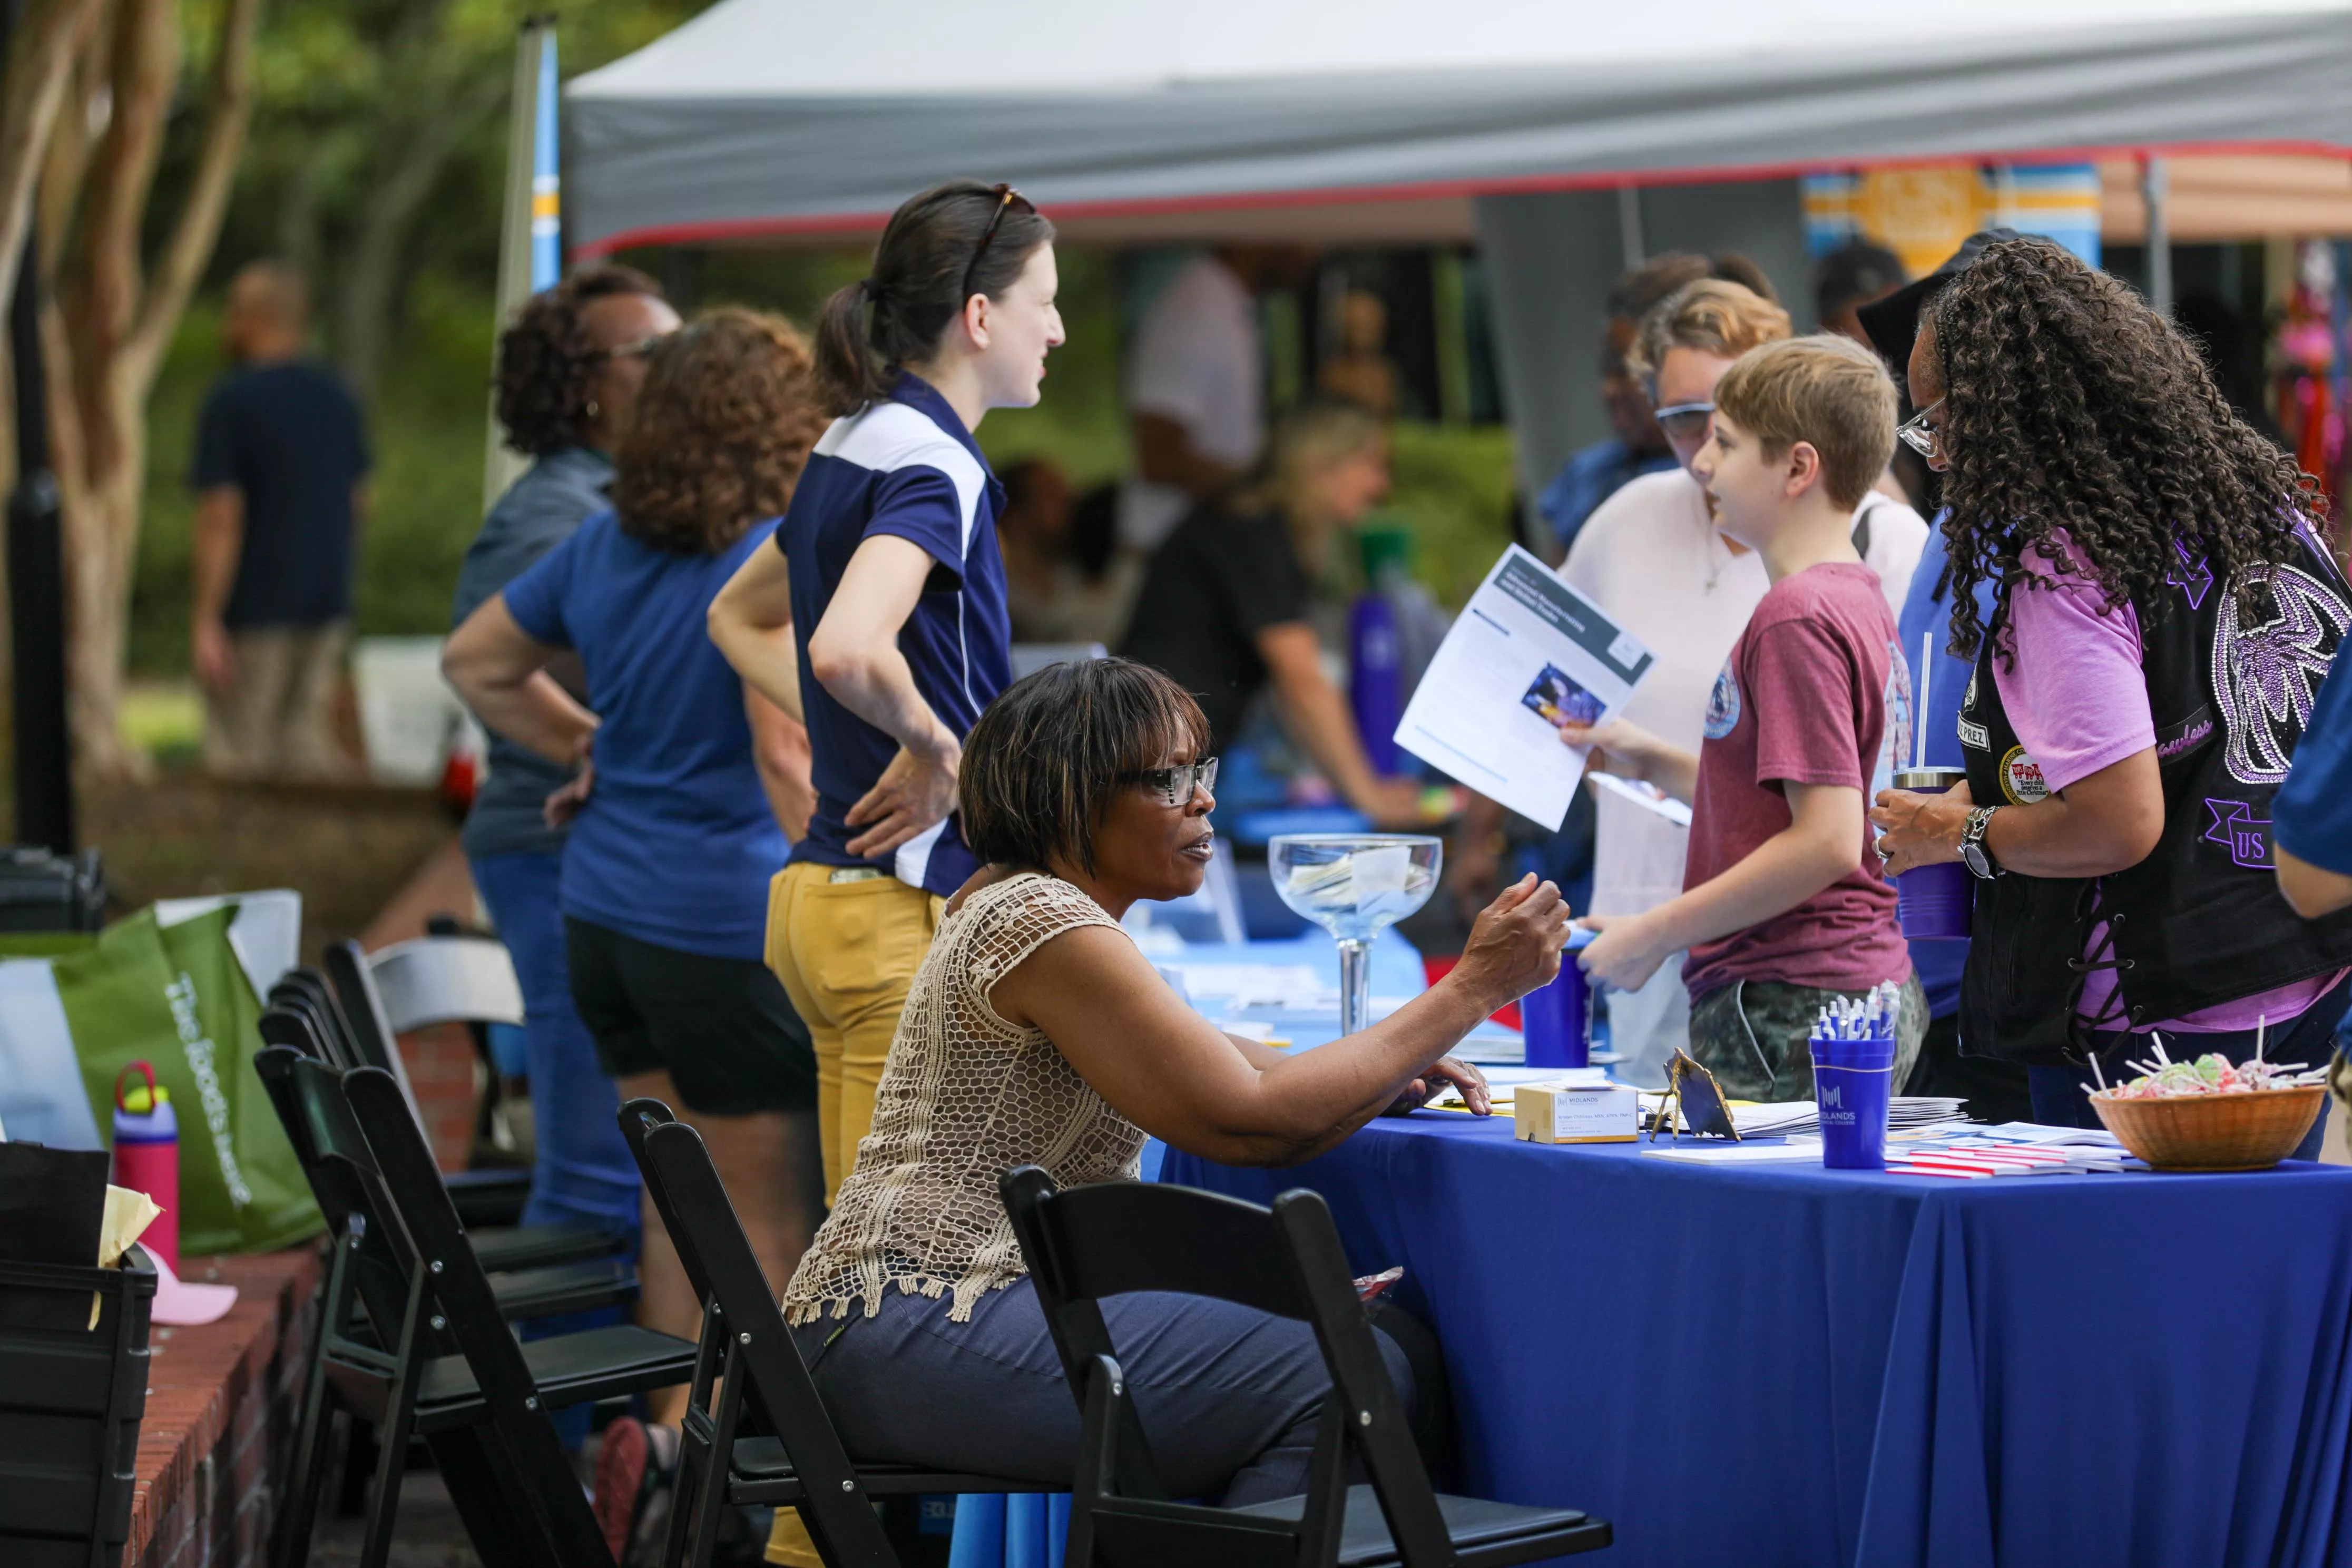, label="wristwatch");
[1959,805,2003,880]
